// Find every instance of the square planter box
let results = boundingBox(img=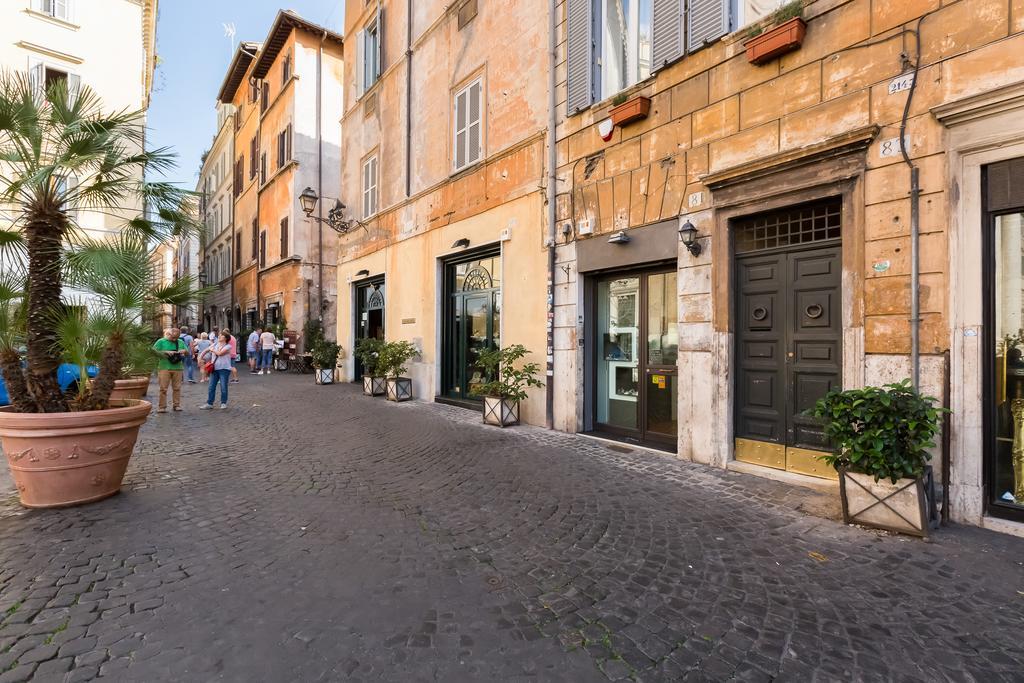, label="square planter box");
[363,375,386,396]
[744,17,806,65]
[838,467,936,537]
[314,368,334,385]
[609,96,650,127]
[483,396,520,427]
[386,377,413,402]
